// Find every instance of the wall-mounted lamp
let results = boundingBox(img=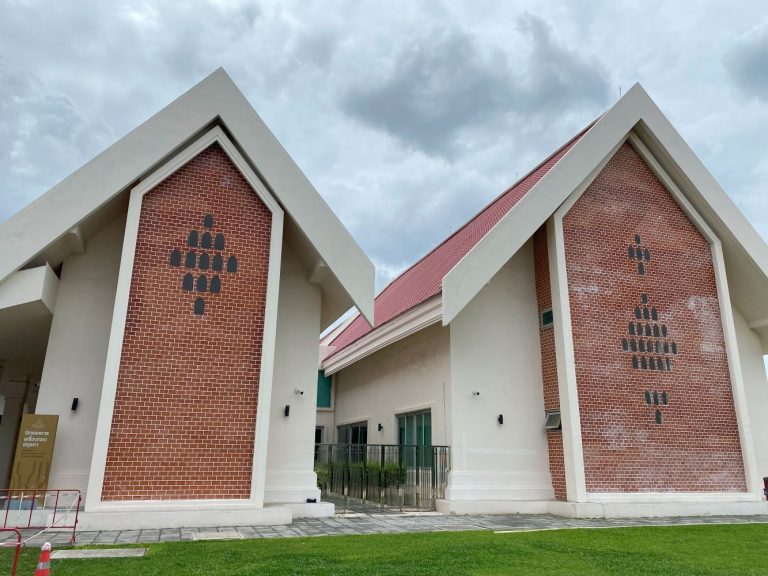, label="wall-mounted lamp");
[497,414,504,425]
[284,405,290,417]
[377,423,383,432]
[294,388,304,396]
[71,398,79,412]
[471,391,480,397]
